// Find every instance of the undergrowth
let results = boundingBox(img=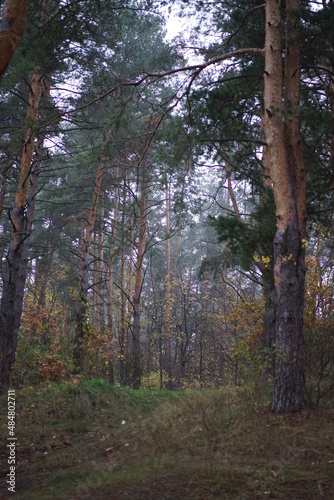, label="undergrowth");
[0,380,334,499]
